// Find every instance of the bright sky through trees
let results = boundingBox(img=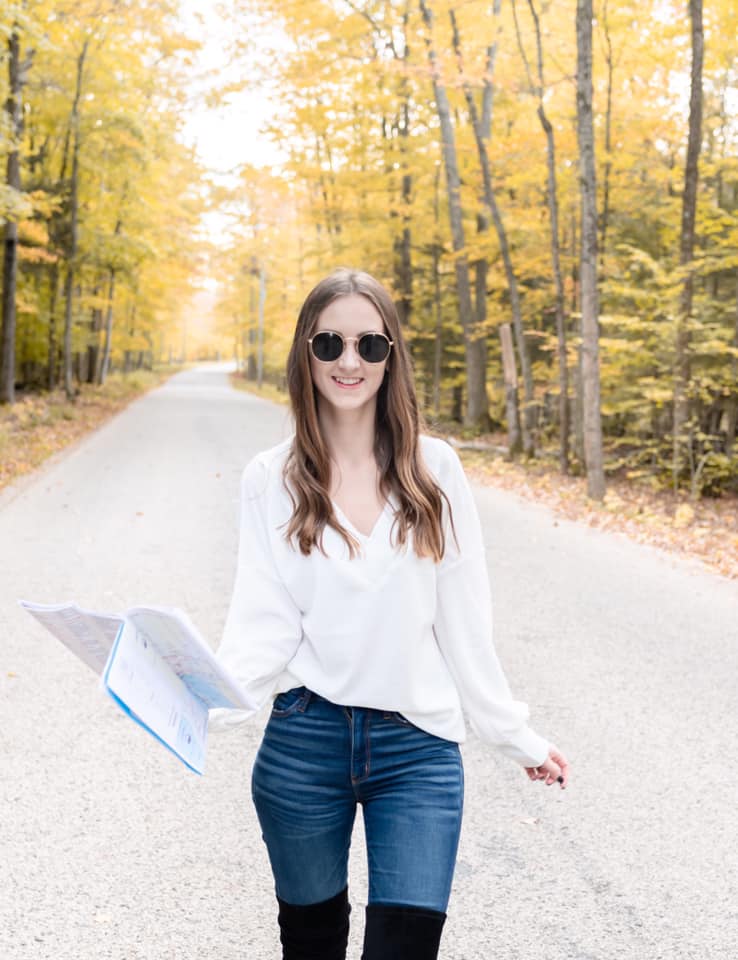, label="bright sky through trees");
[179,0,286,251]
